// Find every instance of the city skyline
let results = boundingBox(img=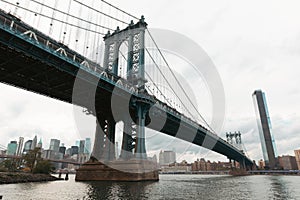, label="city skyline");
[2,135,91,156]
[1,0,300,163]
